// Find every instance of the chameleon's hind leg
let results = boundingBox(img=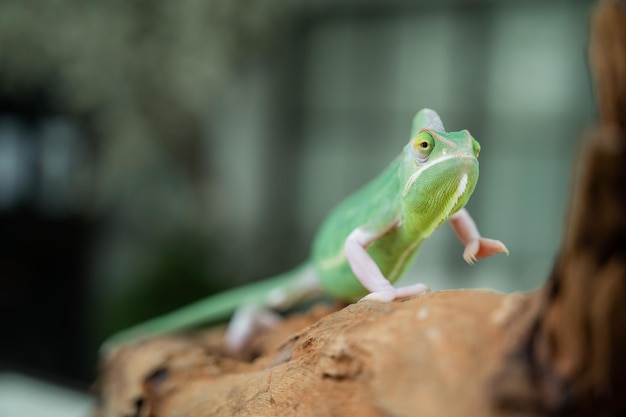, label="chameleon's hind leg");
[225,264,322,352]
[225,305,282,352]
